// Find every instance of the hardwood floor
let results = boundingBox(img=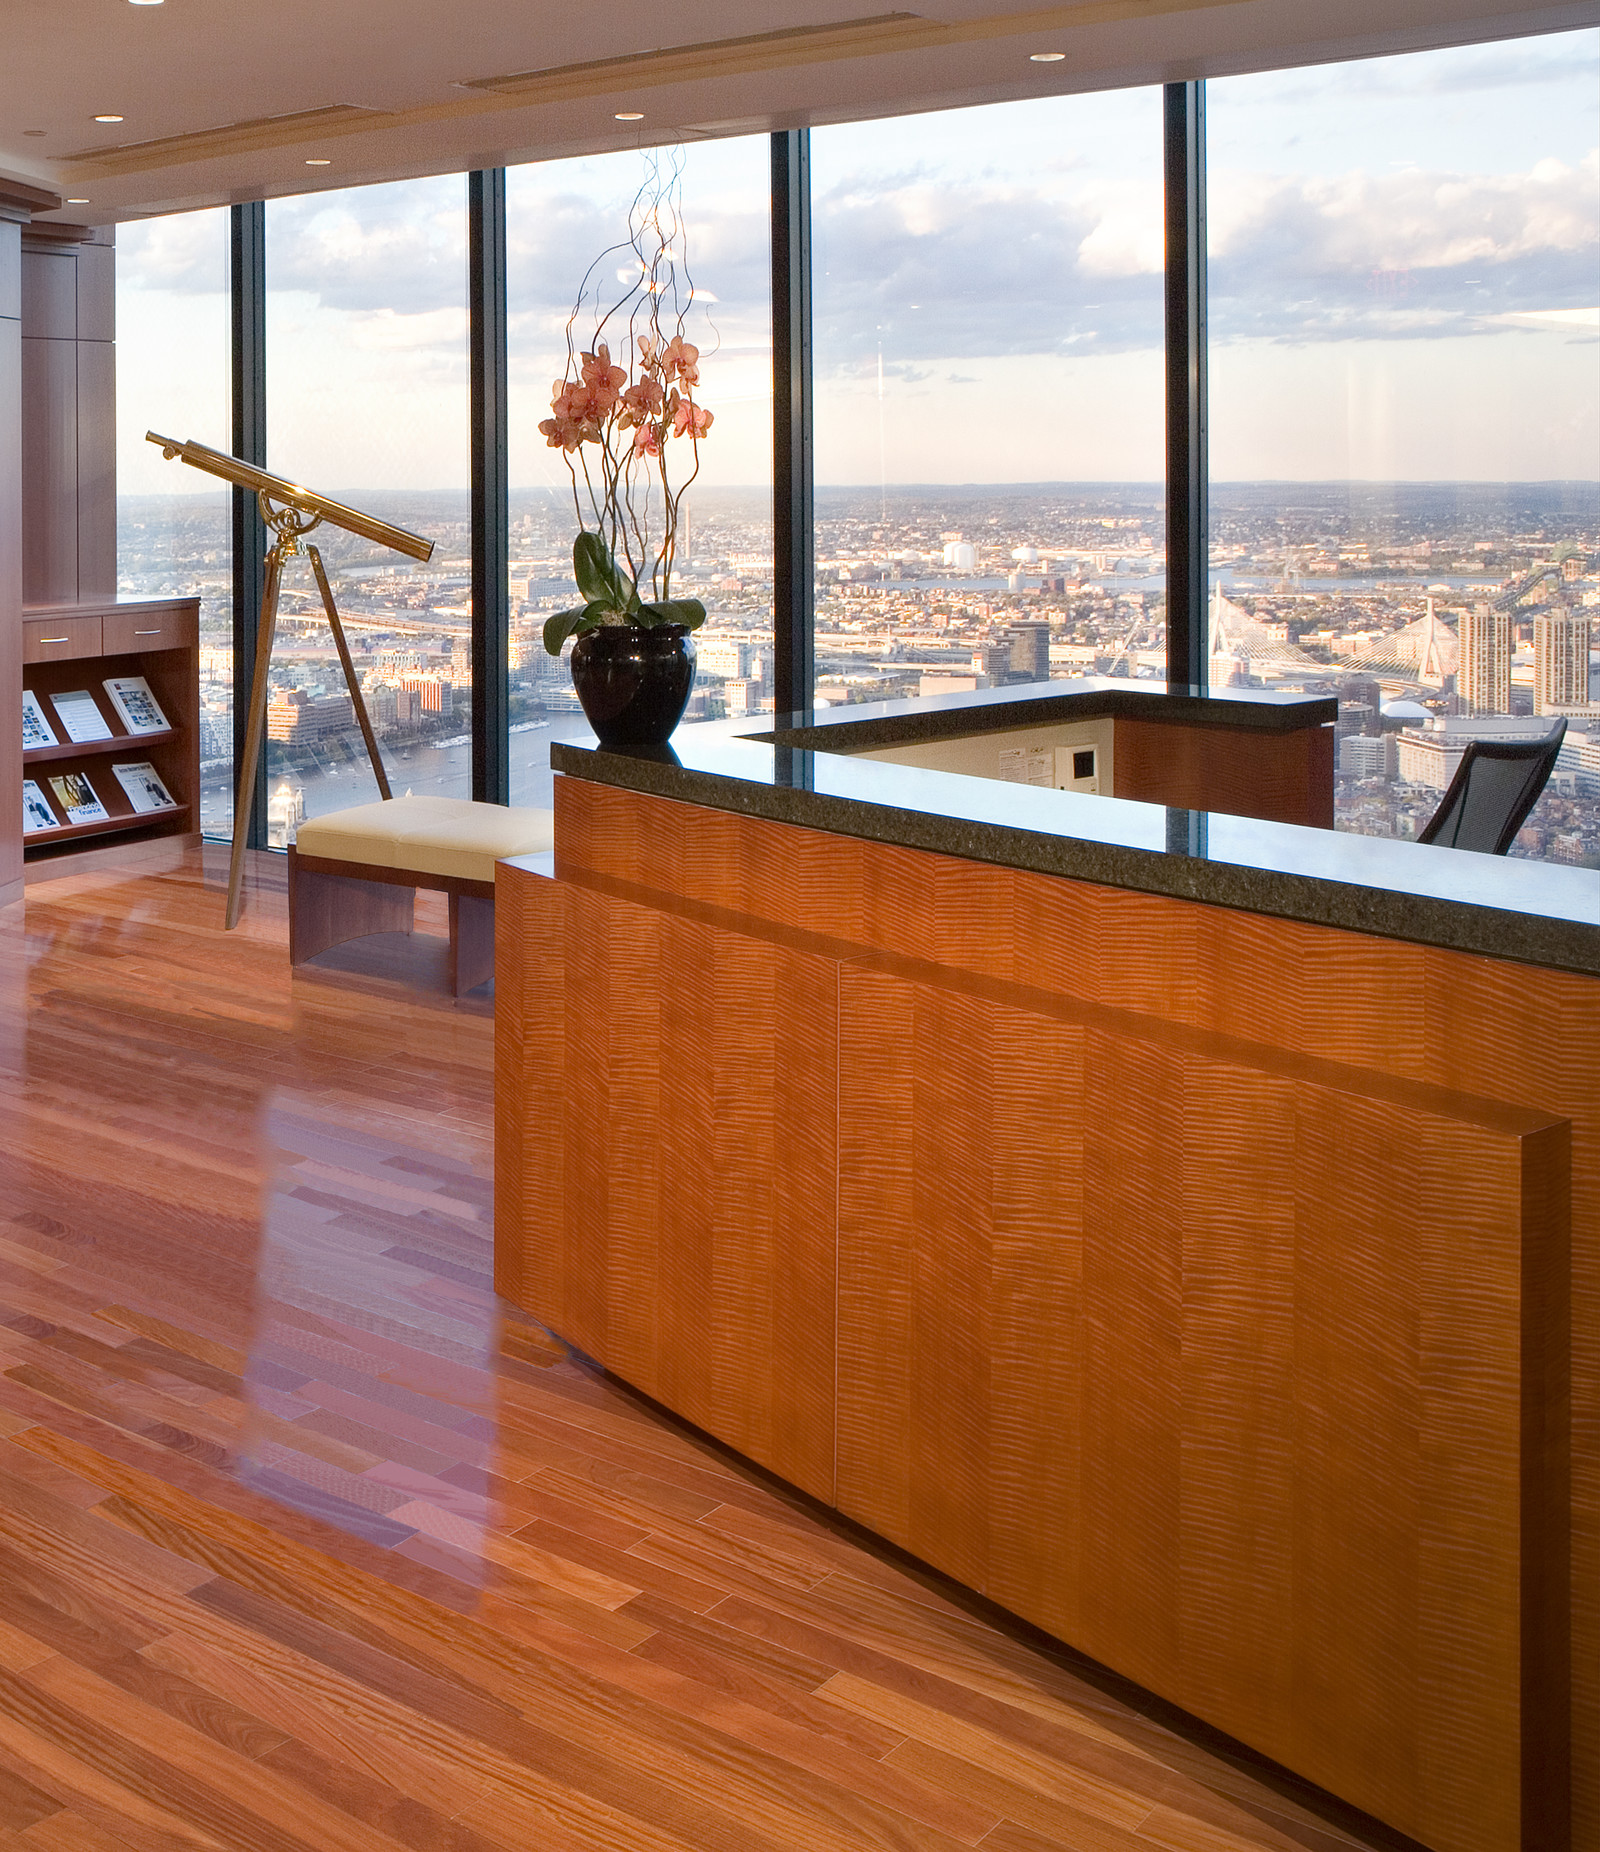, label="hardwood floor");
[0,839,1405,1852]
